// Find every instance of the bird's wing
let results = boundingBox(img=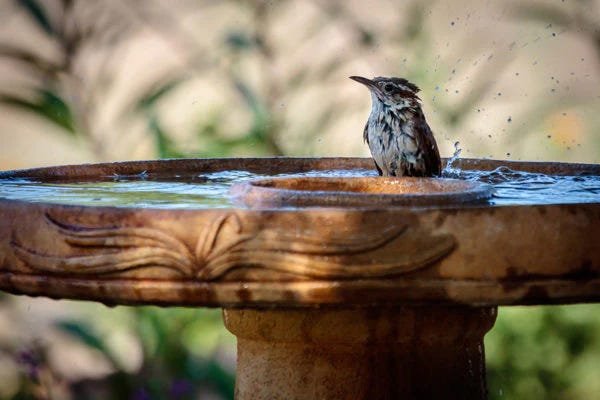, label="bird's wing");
[419,116,442,176]
[364,122,384,175]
